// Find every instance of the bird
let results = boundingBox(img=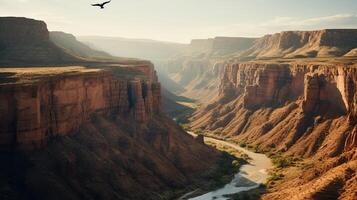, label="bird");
[91,1,111,9]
